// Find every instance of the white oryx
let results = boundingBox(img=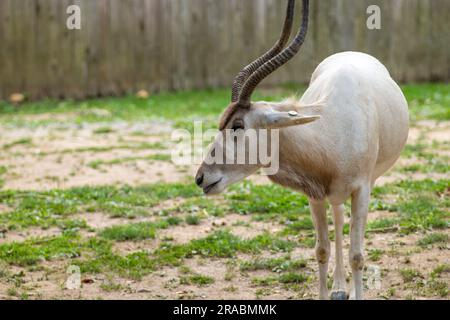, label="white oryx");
[195,0,409,300]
